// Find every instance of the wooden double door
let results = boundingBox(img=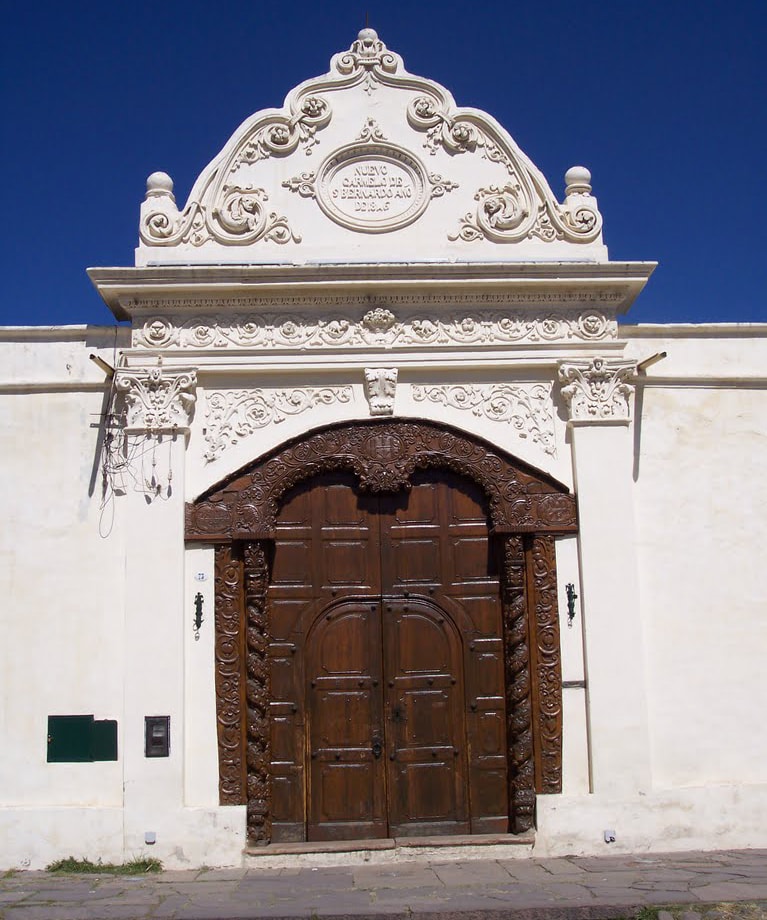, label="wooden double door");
[269,470,509,841]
